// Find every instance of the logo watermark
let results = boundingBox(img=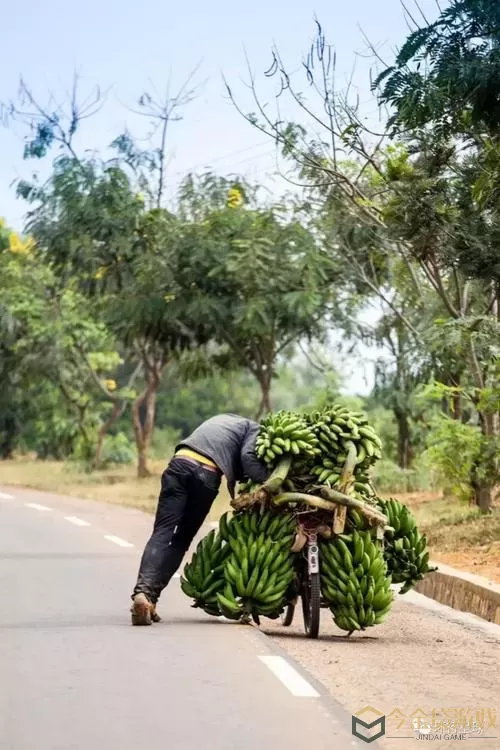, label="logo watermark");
[351,706,498,743]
